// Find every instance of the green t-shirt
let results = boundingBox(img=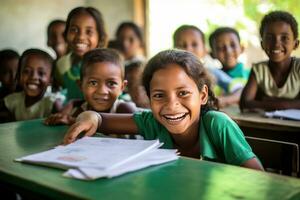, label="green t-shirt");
[133,110,255,166]
[62,61,83,102]
[225,62,250,79]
